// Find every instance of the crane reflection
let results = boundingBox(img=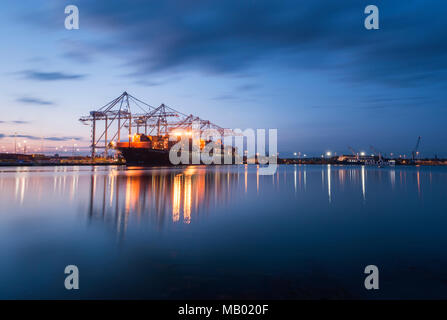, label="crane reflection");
[87,166,238,237]
[0,164,430,241]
